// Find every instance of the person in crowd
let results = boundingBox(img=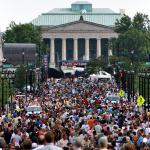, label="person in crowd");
[38,131,62,150]
[0,78,149,150]
[22,139,32,150]
[34,135,45,150]
[99,136,108,150]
